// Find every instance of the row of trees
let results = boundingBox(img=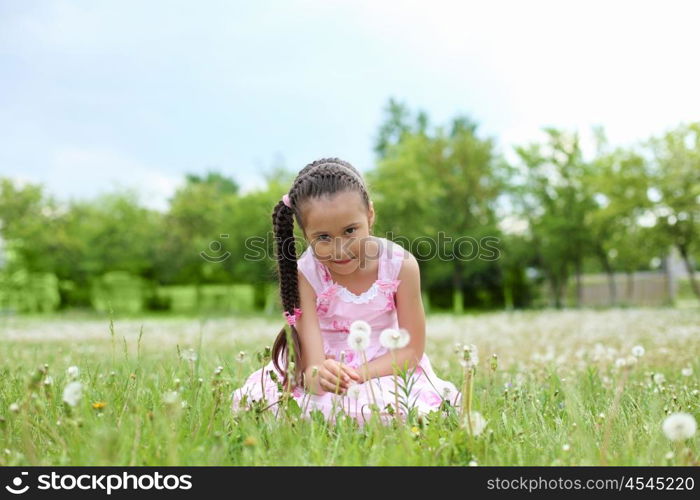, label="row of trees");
[370,100,699,309]
[1,99,698,312]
